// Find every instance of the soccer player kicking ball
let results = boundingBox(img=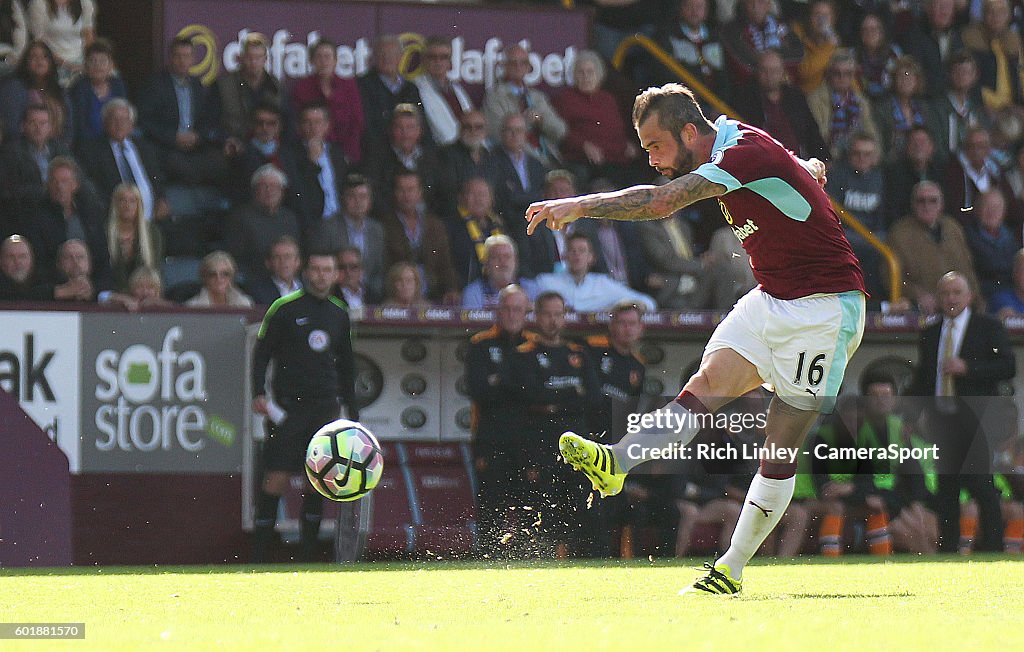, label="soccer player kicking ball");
[525,84,866,595]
